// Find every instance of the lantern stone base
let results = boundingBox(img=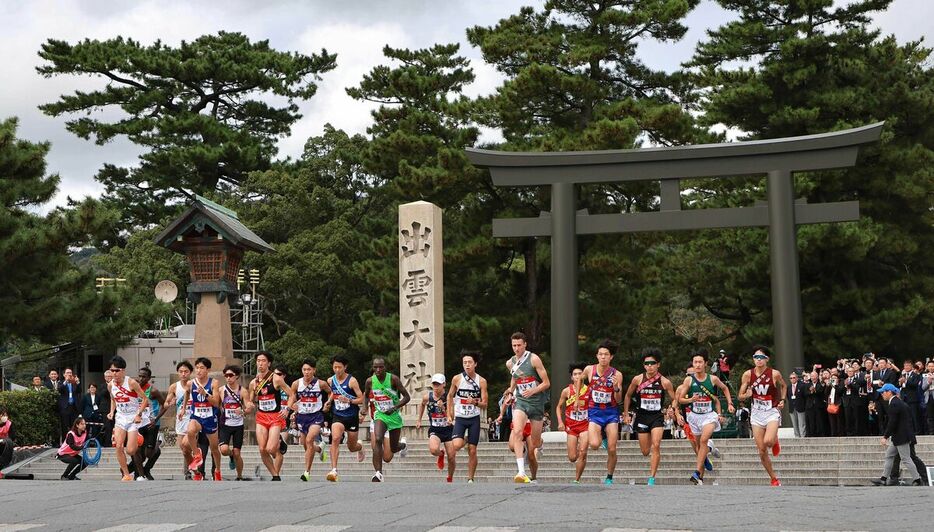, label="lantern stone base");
[193,295,235,370]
